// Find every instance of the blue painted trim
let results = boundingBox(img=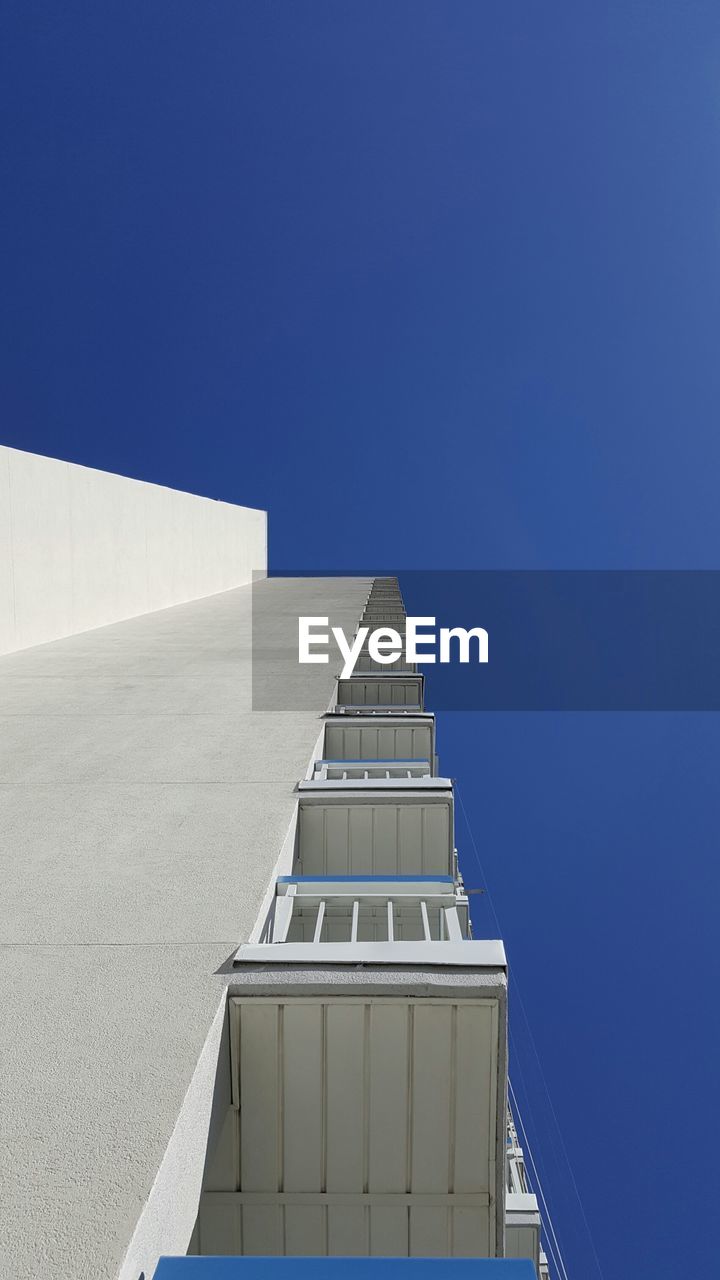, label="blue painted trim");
[154,1260,537,1278]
